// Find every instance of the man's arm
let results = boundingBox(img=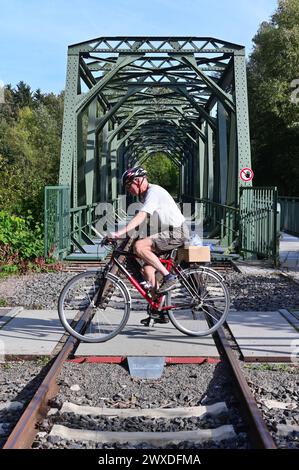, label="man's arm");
[111,211,147,238]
